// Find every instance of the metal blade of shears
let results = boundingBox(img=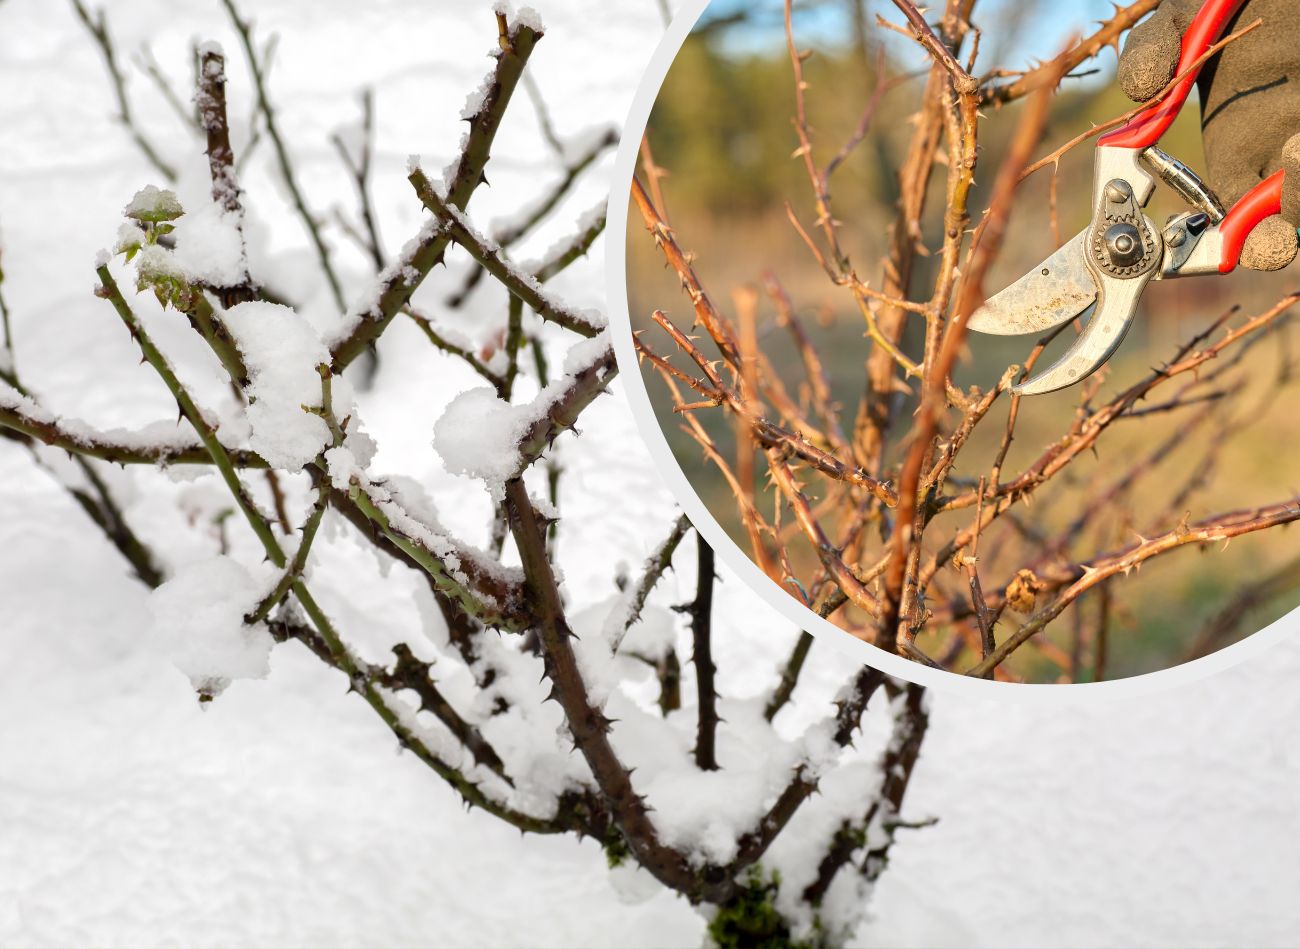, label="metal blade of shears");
[1012,176,1162,395]
[966,231,1097,336]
